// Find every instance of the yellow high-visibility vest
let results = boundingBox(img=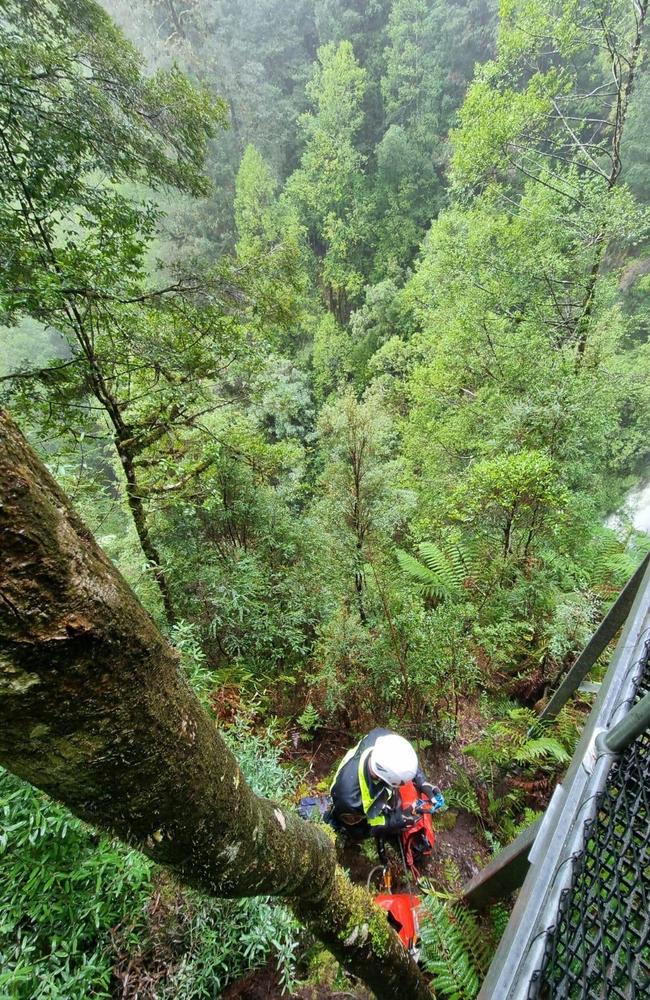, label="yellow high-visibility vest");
[331,740,388,827]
